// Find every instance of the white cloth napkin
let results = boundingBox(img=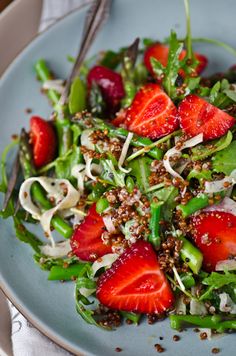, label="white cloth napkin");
[0,1,89,355]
